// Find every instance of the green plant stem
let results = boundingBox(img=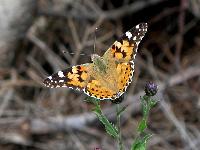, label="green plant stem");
[142,96,149,117]
[140,95,151,131]
[132,95,156,150]
[116,104,123,150]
